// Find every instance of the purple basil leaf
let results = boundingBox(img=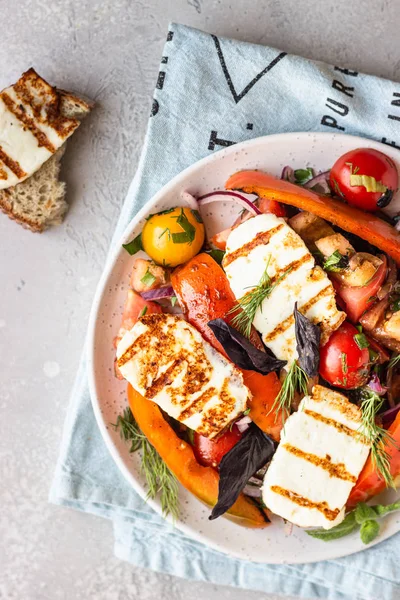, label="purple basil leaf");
[208,319,286,374]
[209,423,275,521]
[294,303,320,377]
